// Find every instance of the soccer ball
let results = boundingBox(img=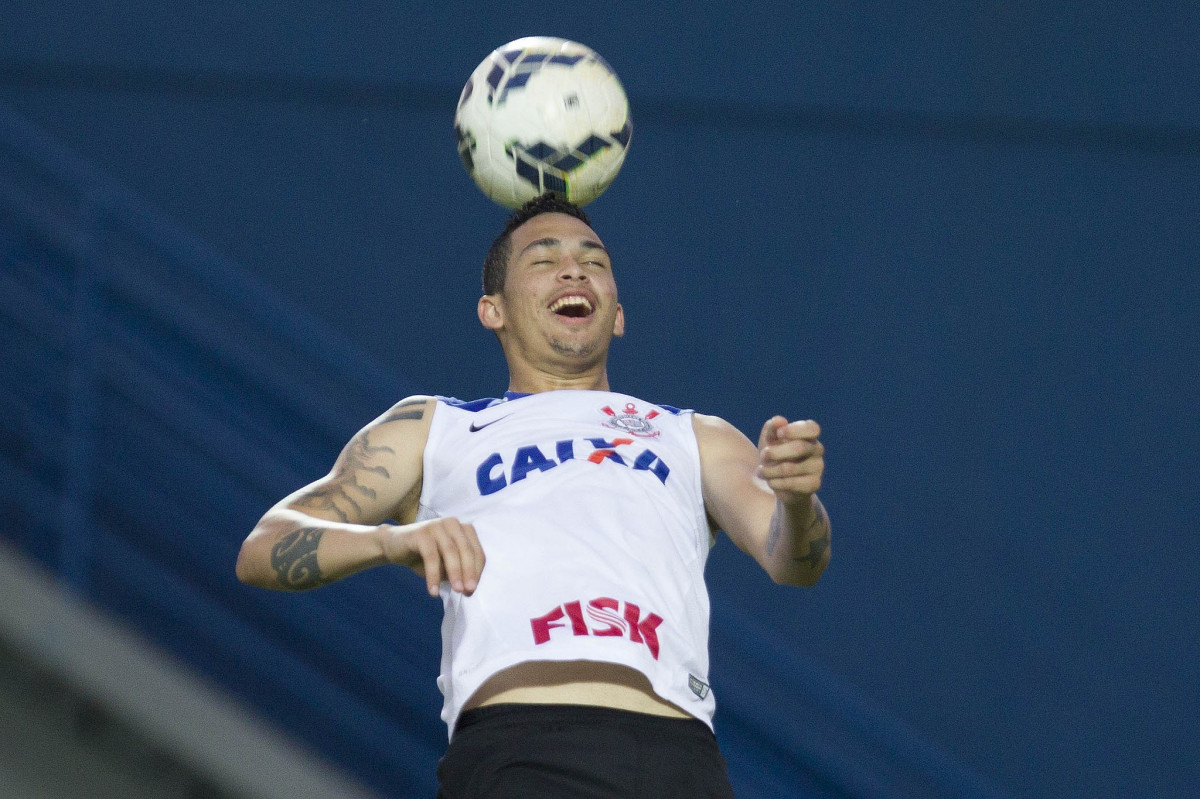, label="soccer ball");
[454,37,632,209]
